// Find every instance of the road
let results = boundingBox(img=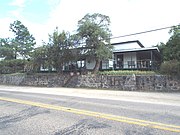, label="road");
[0,86,180,135]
